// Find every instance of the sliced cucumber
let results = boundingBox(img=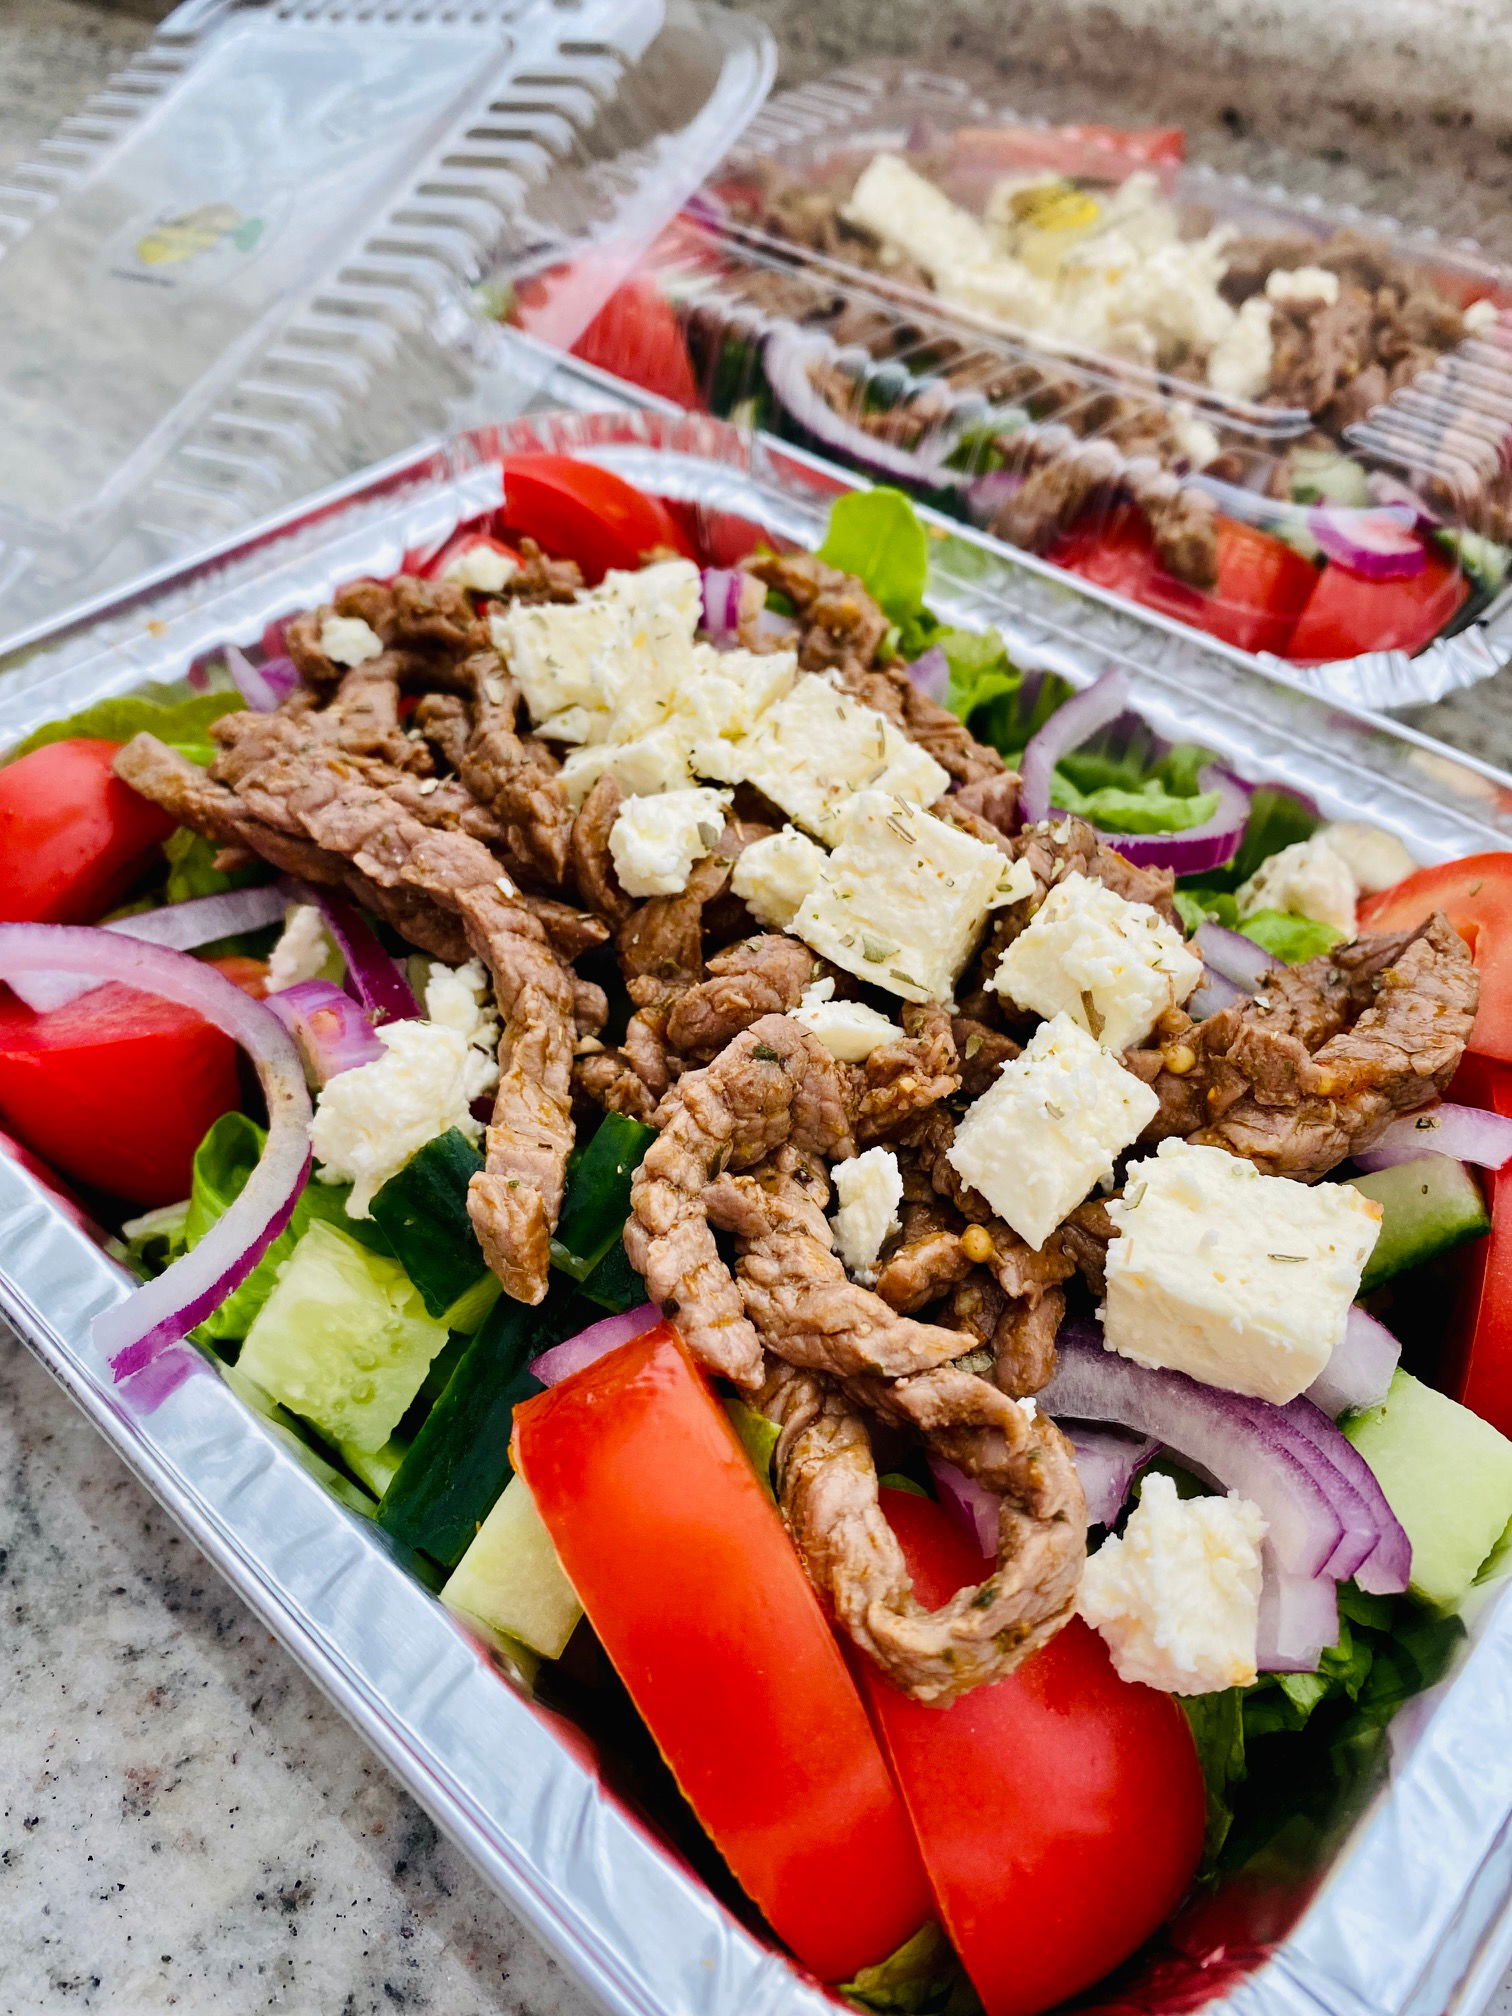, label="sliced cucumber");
[442,1474,583,1661]
[1347,1157,1490,1292]
[1346,1370,1512,1609]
